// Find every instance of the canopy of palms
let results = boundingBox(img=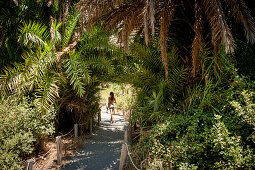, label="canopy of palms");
[77,0,255,78]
